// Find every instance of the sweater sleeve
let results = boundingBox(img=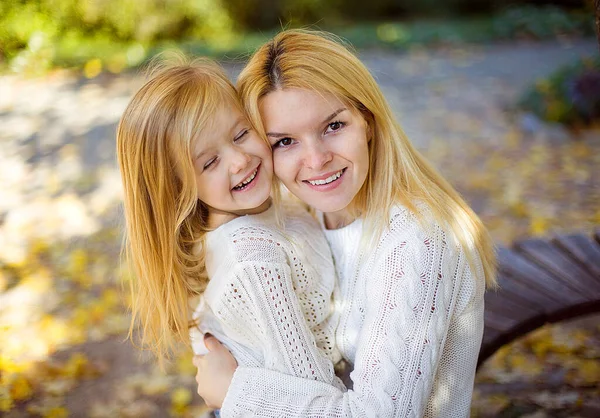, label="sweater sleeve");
[220,224,481,417]
[216,260,339,385]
